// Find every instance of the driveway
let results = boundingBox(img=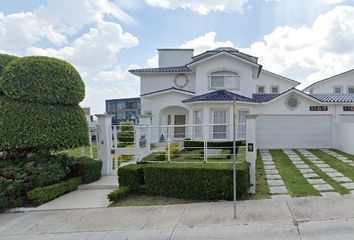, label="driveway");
[1,196,354,240]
